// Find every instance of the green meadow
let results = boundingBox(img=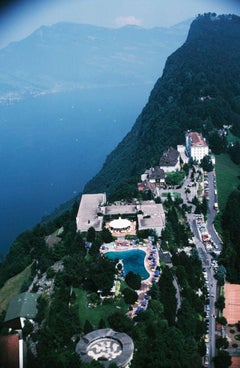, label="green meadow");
[215,153,240,212]
[0,264,32,312]
[74,288,128,328]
